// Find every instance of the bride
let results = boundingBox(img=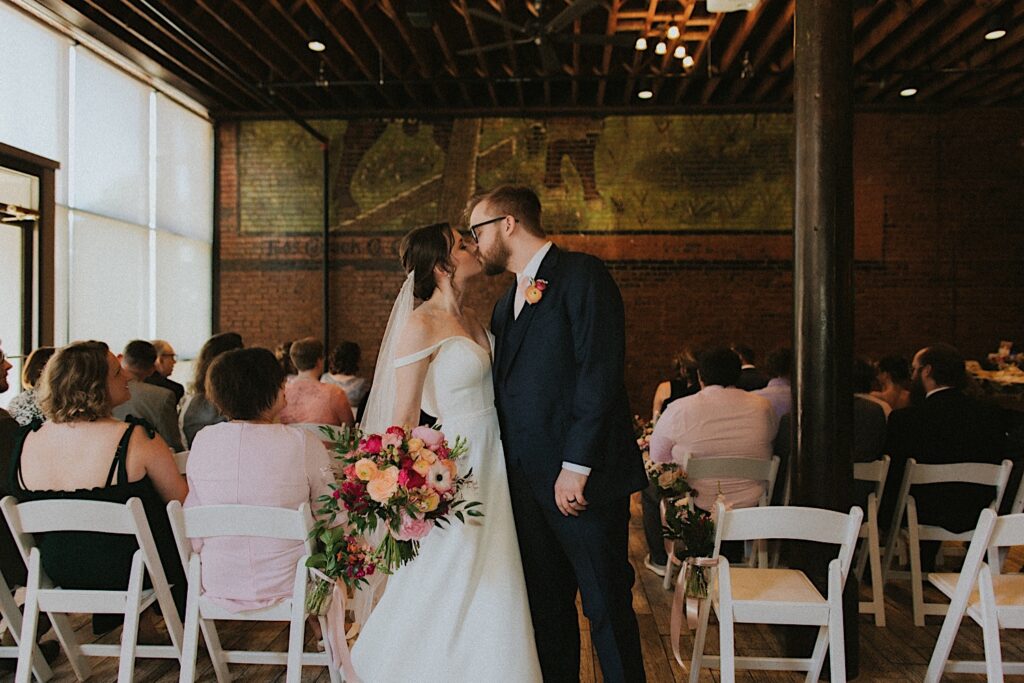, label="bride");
[350,222,542,682]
